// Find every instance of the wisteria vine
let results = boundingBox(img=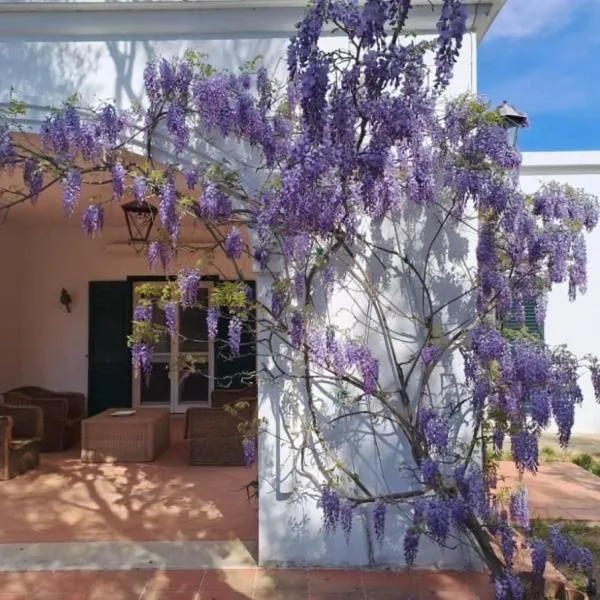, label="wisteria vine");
[0,1,599,597]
